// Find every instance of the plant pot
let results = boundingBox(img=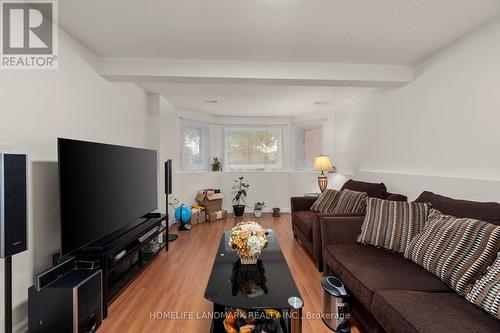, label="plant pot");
[212,165,221,172]
[233,205,245,217]
[272,208,280,217]
[254,209,262,218]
